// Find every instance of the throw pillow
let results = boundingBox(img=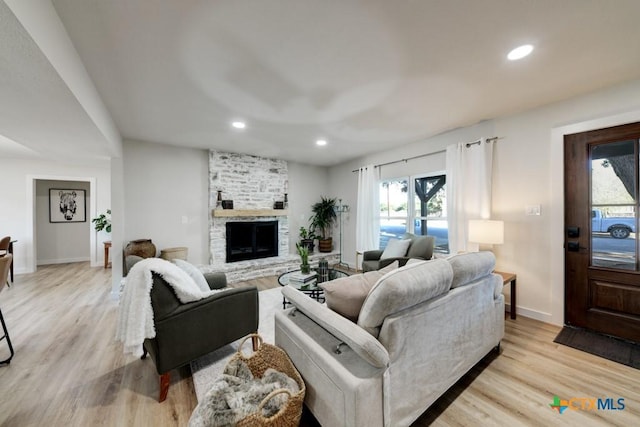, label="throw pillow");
[380,238,411,260]
[173,259,210,292]
[320,261,399,321]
